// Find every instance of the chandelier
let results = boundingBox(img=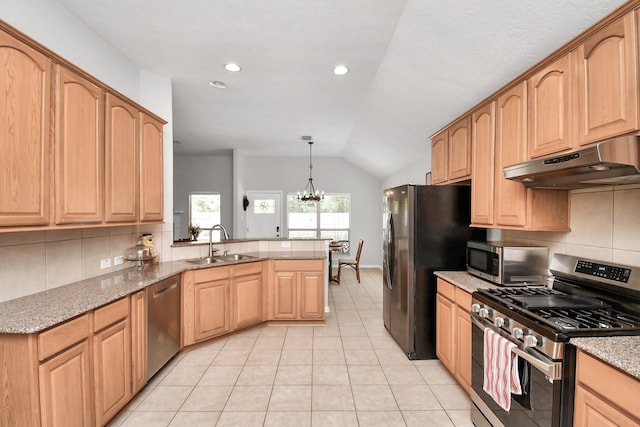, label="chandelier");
[298,140,324,202]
